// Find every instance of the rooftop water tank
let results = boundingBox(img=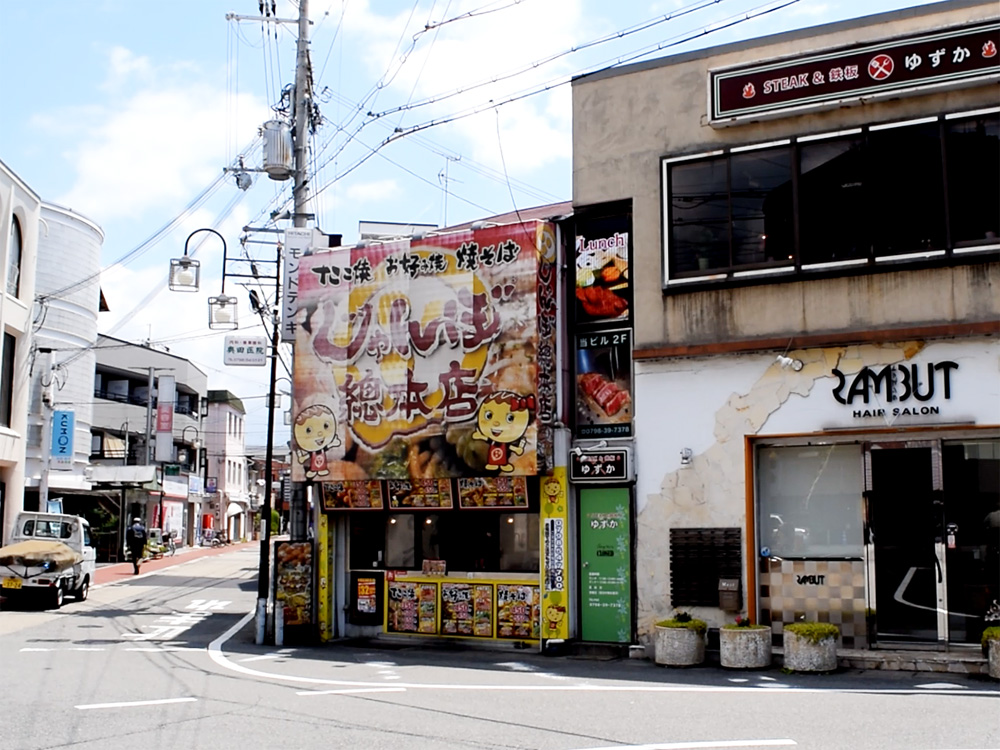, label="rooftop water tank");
[262,120,293,181]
